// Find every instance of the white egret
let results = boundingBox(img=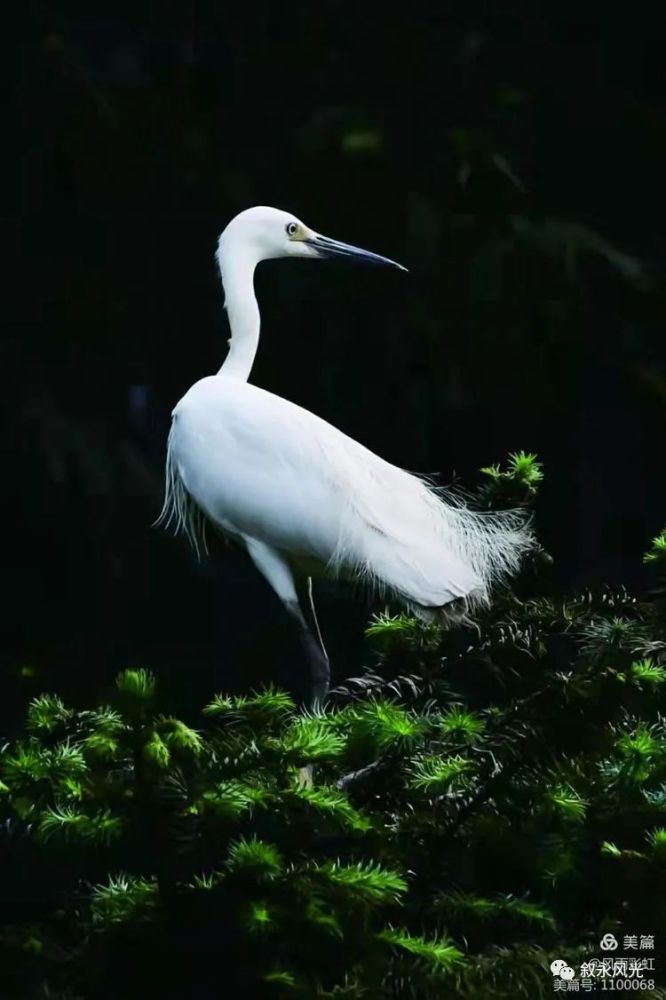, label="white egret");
[158,206,533,705]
